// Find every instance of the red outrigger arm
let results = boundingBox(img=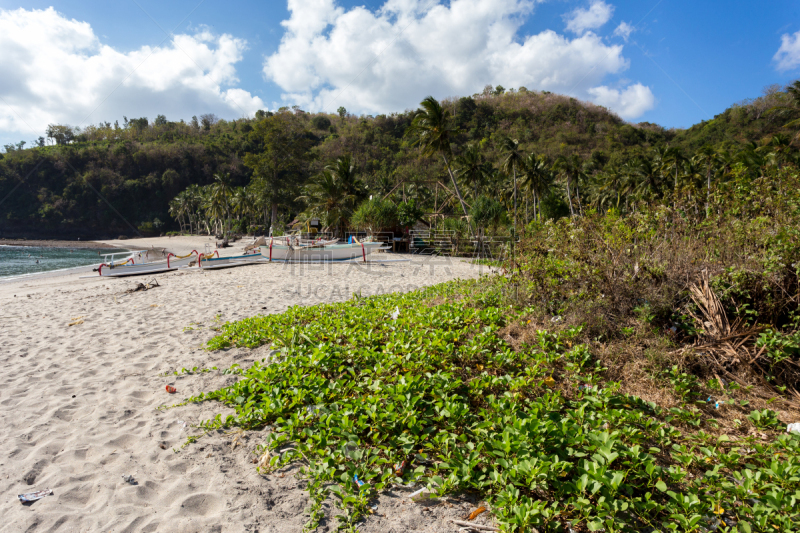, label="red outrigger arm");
[97,257,133,275]
[198,250,219,268]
